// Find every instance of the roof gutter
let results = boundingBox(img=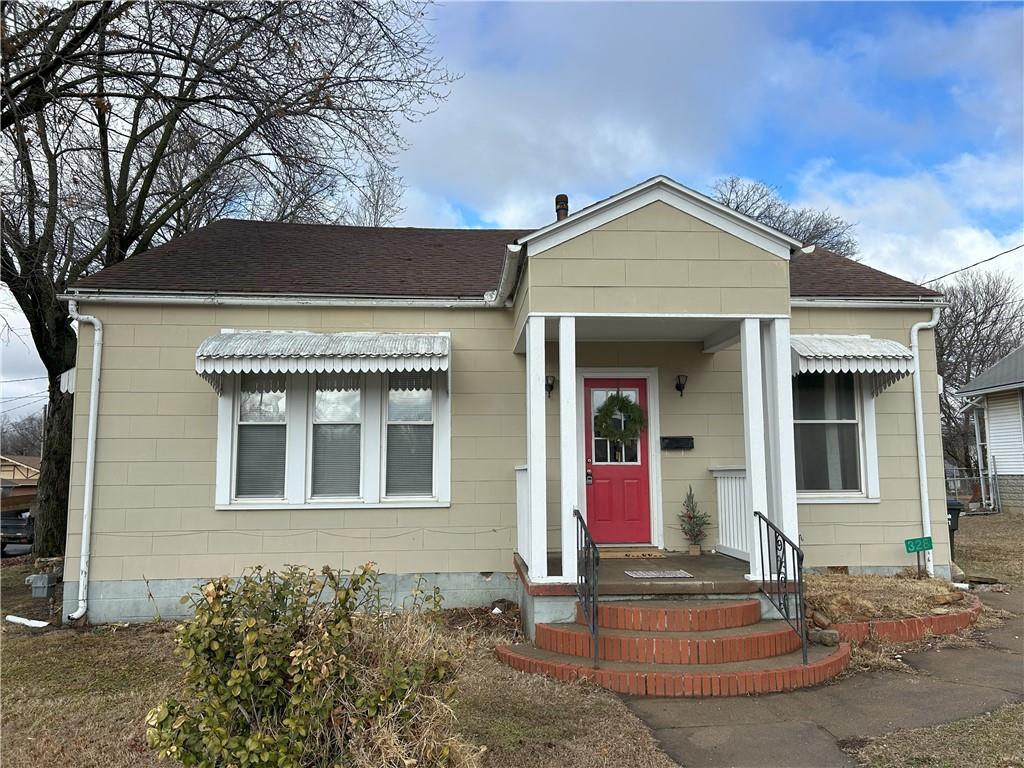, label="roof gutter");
[954,382,1024,399]
[487,244,524,307]
[66,300,103,622]
[790,298,945,309]
[60,291,494,308]
[910,307,942,577]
